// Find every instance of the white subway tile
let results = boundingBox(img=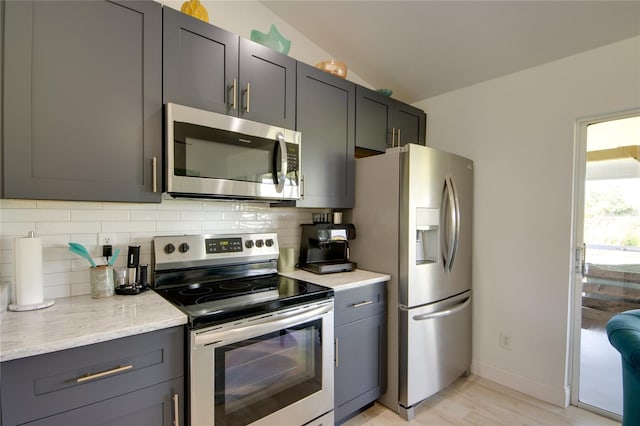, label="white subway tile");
[37,222,101,235]
[102,202,157,210]
[37,200,102,209]
[71,282,91,296]
[158,199,203,211]
[180,210,223,221]
[101,222,156,233]
[1,209,70,222]
[0,199,38,209]
[43,260,71,274]
[0,223,38,237]
[71,209,130,222]
[156,221,202,232]
[45,270,87,286]
[44,285,70,299]
[131,210,180,221]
